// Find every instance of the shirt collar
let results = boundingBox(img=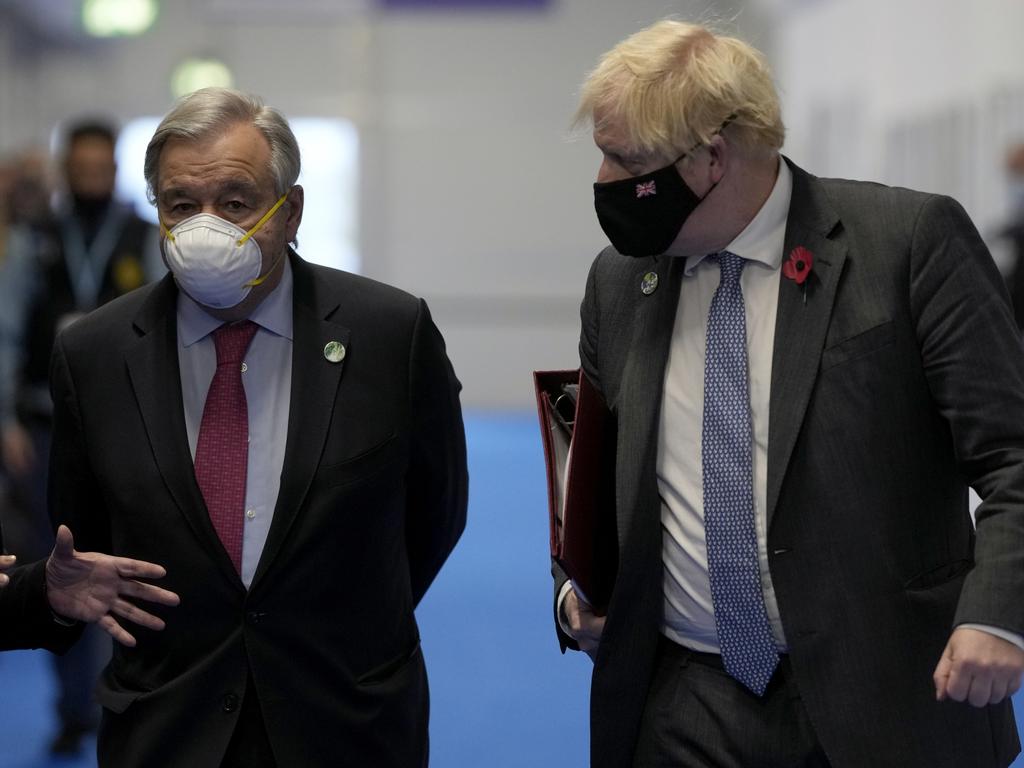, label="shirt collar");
[683,157,793,276]
[178,256,294,346]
